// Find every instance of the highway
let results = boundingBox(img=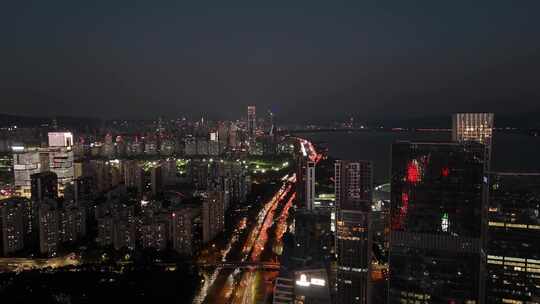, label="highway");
[193,138,320,304]
[192,176,295,304]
